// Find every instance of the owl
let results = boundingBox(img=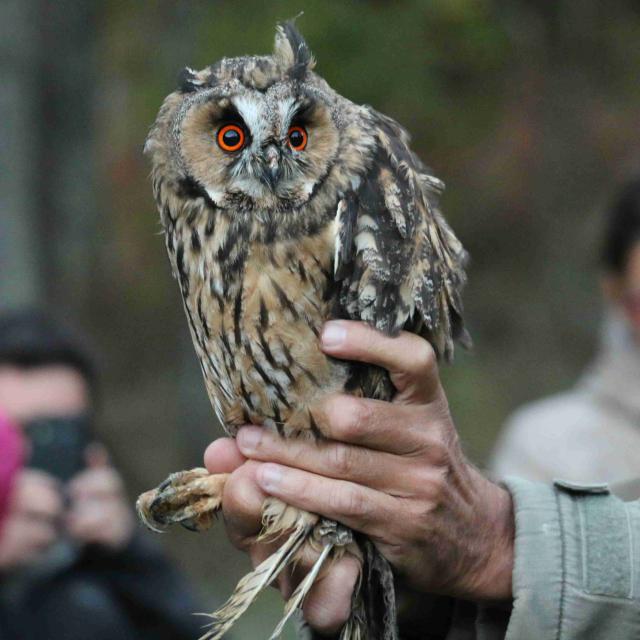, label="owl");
[137,22,468,640]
